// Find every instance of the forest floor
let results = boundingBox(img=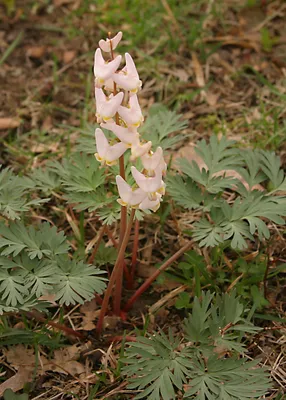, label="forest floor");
[0,0,285,399]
